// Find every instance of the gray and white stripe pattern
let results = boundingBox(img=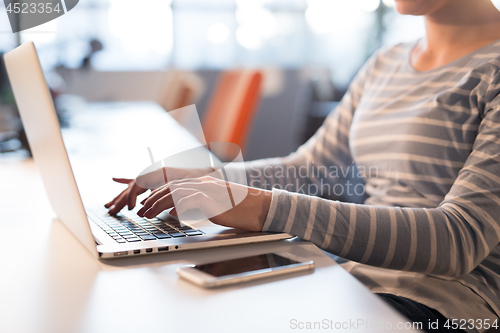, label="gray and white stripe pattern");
[245,41,500,325]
